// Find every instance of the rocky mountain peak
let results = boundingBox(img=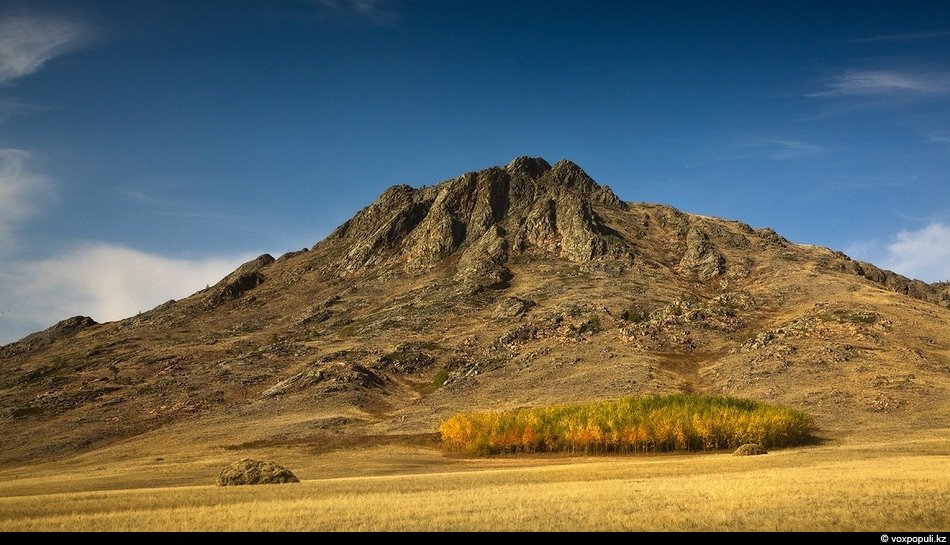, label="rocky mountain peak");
[505,156,551,179]
[326,157,633,283]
